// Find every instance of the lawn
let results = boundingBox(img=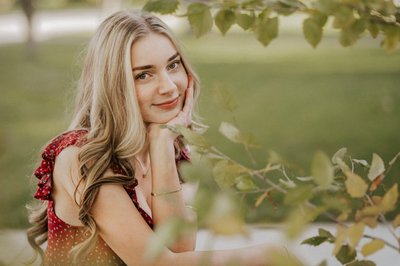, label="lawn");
[0,31,399,228]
